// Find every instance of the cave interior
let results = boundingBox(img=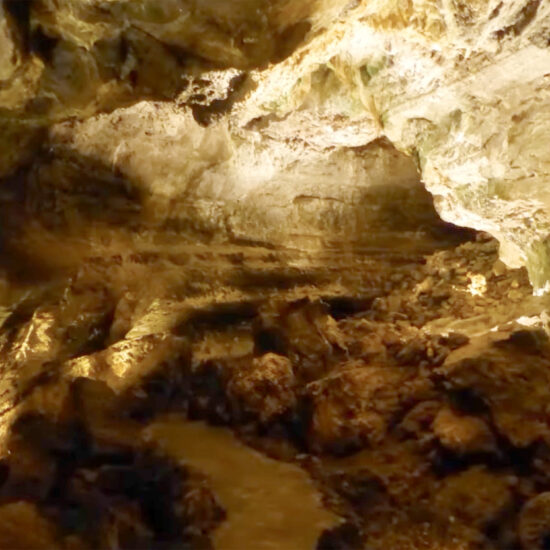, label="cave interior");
[1,1,550,549]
